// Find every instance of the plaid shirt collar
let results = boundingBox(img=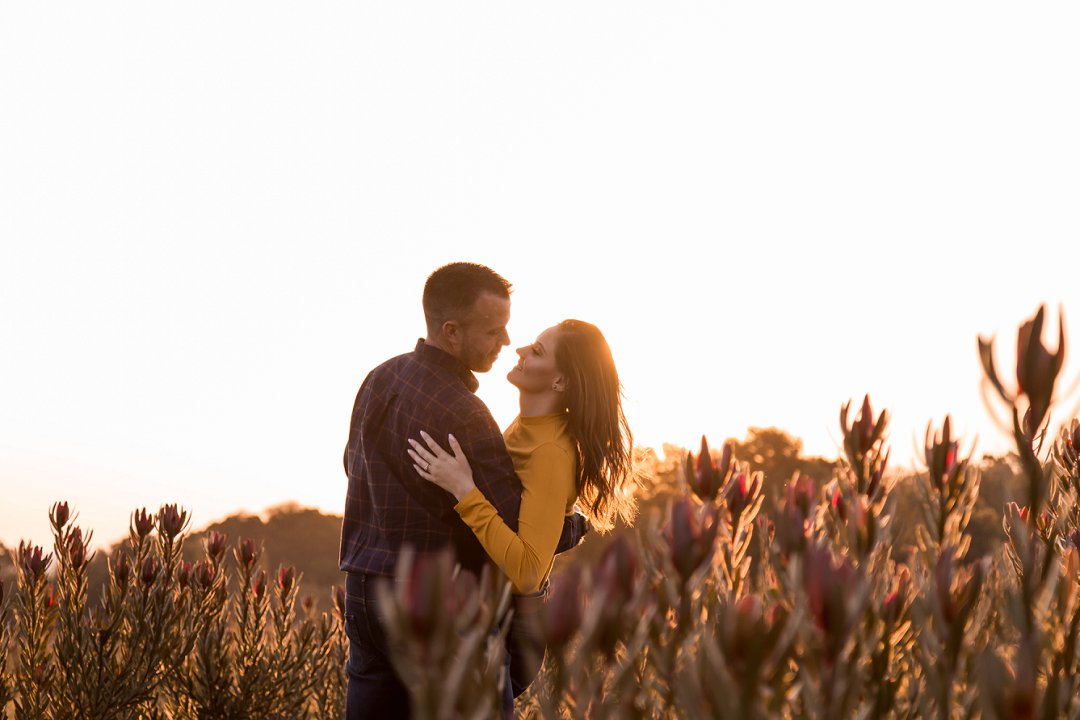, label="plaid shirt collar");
[414,339,479,393]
